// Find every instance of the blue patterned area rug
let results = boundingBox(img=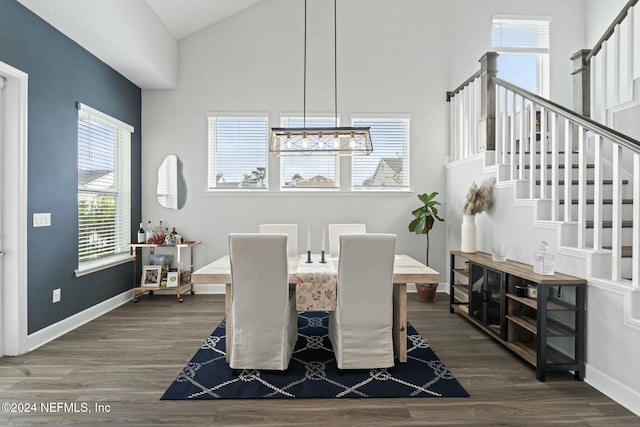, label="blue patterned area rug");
[161,312,469,399]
